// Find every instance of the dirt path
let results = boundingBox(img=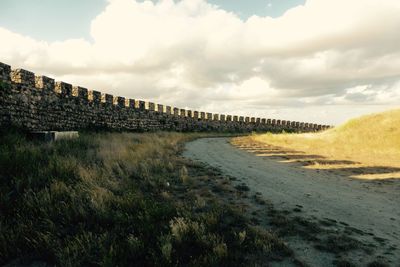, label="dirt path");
[183,137,400,266]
